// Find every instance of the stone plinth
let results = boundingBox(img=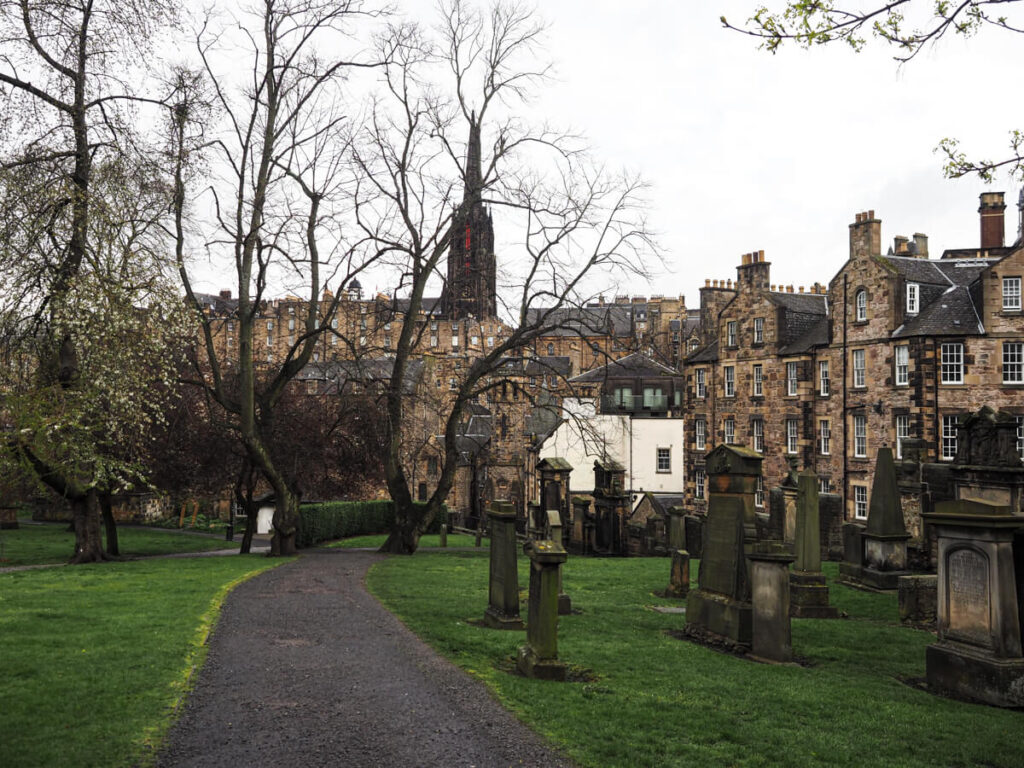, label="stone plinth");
[667,506,686,551]
[665,549,690,598]
[922,500,1024,707]
[749,544,796,663]
[517,540,568,681]
[898,574,937,629]
[483,502,523,630]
